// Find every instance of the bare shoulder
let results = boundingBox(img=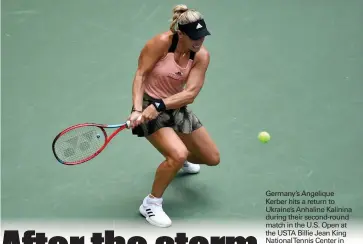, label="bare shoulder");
[137,31,175,73]
[143,31,173,54]
[194,46,210,67]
